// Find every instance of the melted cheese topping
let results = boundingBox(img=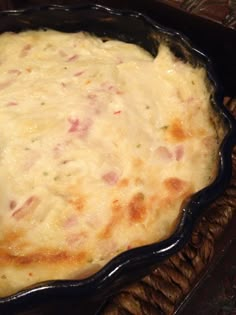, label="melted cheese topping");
[0,30,221,296]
